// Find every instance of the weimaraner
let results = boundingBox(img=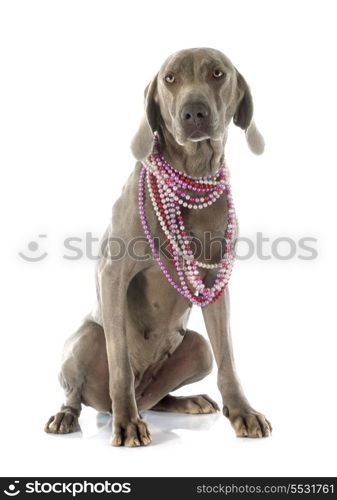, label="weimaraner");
[45,48,271,446]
